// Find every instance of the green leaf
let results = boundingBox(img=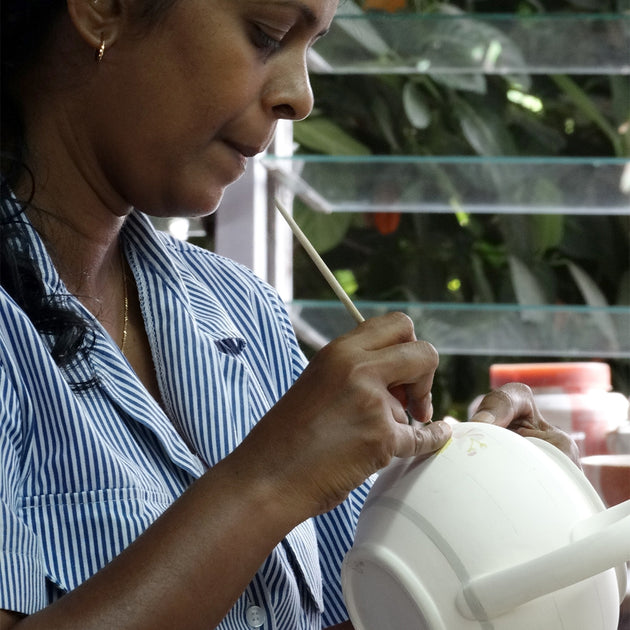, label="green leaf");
[470,252,496,303]
[371,94,401,151]
[334,269,359,297]
[566,261,609,308]
[453,96,518,156]
[526,177,565,255]
[531,213,565,256]
[431,72,487,95]
[474,241,506,268]
[610,75,630,130]
[566,260,618,350]
[551,74,623,157]
[332,2,392,57]
[498,215,534,262]
[508,255,546,305]
[293,203,354,253]
[413,5,531,92]
[402,81,431,129]
[292,118,372,156]
[508,255,547,323]
[509,108,567,154]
